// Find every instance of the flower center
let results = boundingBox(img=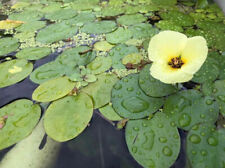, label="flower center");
[168,56,184,69]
